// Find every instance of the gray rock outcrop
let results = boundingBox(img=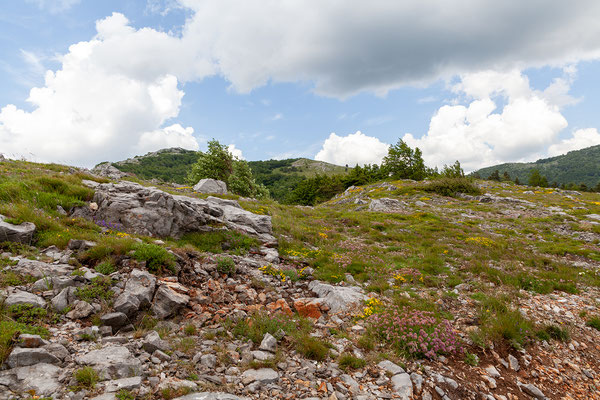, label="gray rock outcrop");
[5,290,46,308]
[308,281,366,314]
[91,163,128,180]
[73,181,274,242]
[368,198,407,212]
[193,179,228,194]
[76,346,141,380]
[0,215,35,244]
[0,363,62,396]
